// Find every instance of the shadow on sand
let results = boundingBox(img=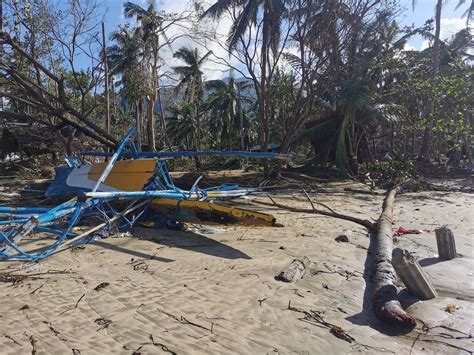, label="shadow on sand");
[132,227,252,260]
